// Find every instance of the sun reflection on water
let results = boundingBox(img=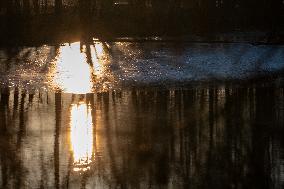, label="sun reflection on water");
[48,42,111,94]
[70,102,94,172]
